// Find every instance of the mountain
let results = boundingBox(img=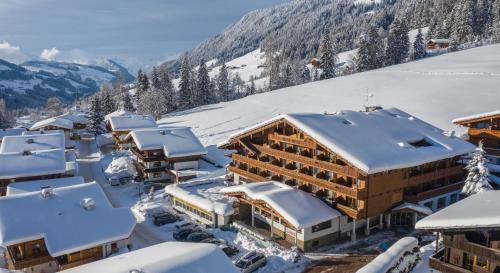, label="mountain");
[99,59,136,83]
[158,44,500,146]
[0,59,134,108]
